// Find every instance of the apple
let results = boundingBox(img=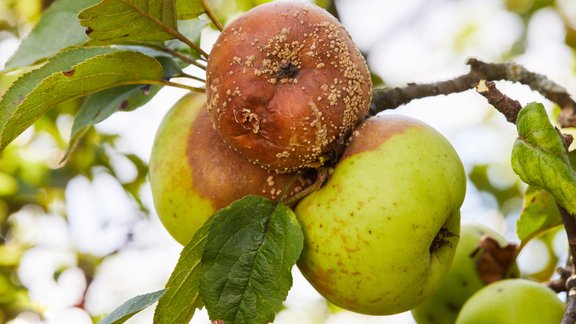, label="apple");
[206,2,372,173]
[295,114,467,315]
[149,93,313,245]
[455,279,564,324]
[412,223,518,323]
